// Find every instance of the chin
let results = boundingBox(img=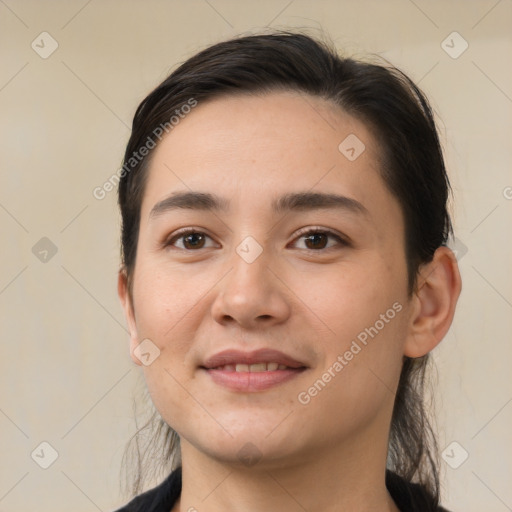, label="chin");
[188,426,303,469]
